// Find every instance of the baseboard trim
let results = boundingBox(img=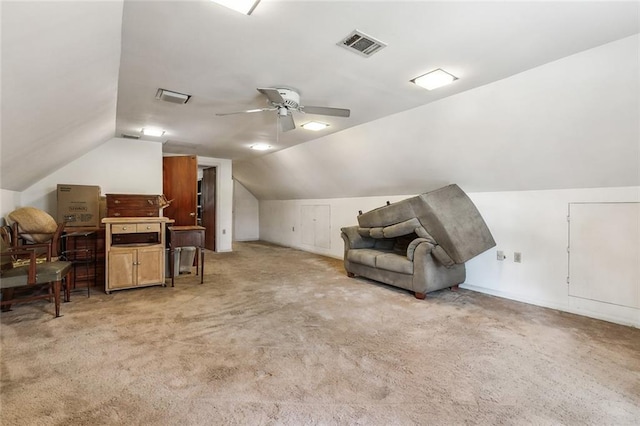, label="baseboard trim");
[461,283,639,329]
